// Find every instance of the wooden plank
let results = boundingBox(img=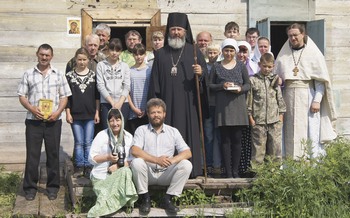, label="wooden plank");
[336,118,350,136]
[316,1,350,15]
[0,1,158,14]
[158,0,246,13]
[0,46,77,63]
[0,62,67,79]
[0,31,81,48]
[0,121,74,143]
[12,180,40,217]
[0,79,24,96]
[0,13,73,32]
[84,8,159,21]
